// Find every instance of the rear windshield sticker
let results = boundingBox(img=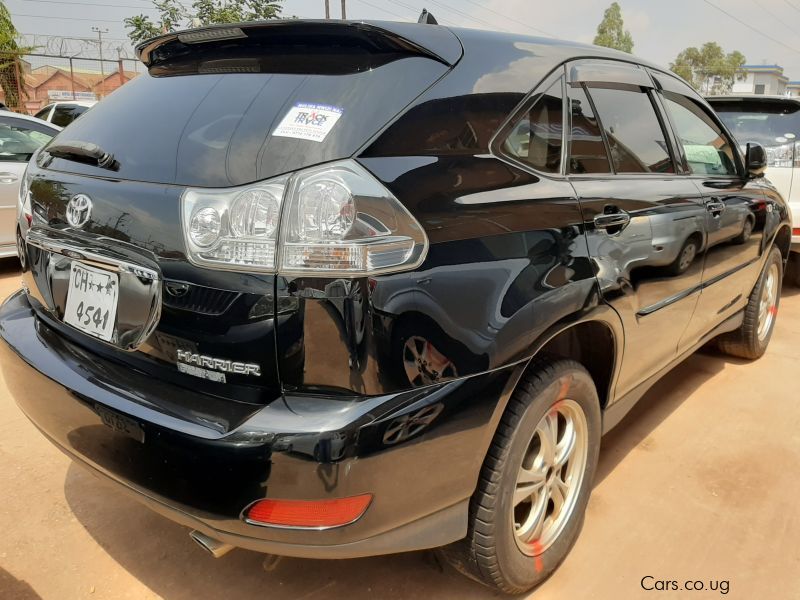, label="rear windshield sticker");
[272,103,343,143]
